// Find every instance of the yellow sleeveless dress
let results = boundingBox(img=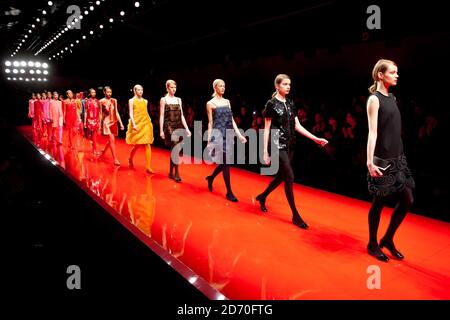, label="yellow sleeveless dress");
[126,98,154,145]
